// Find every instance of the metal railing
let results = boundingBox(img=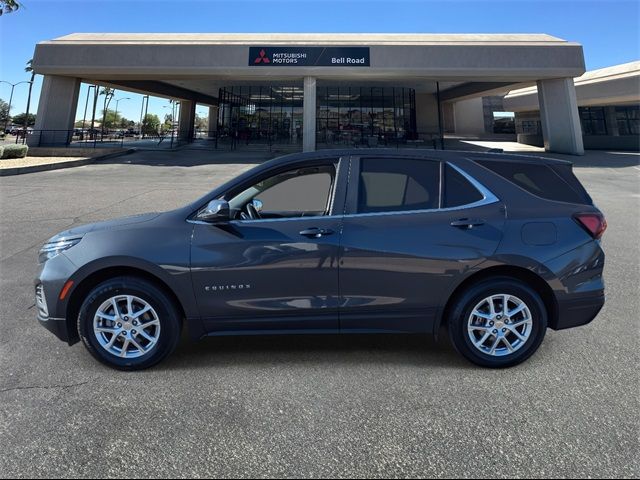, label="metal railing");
[193,130,445,152]
[316,131,443,150]
[4,129,187,150]
[2,128,446,152]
